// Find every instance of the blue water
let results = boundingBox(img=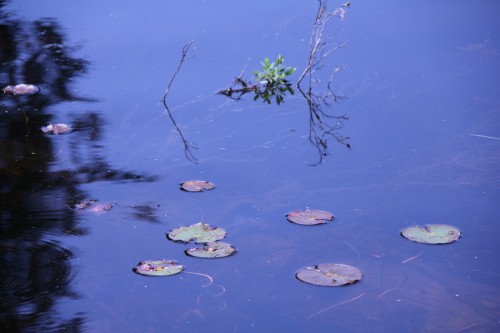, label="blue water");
[2,1,500,332]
